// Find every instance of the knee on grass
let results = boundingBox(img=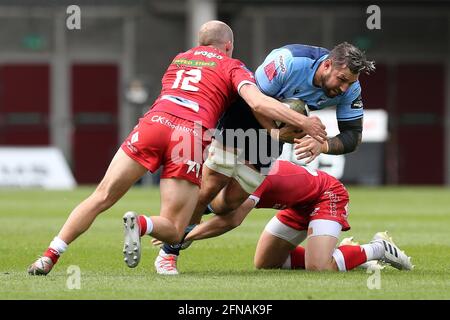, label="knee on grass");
[254,257,281,270]
[305,258,336,271]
